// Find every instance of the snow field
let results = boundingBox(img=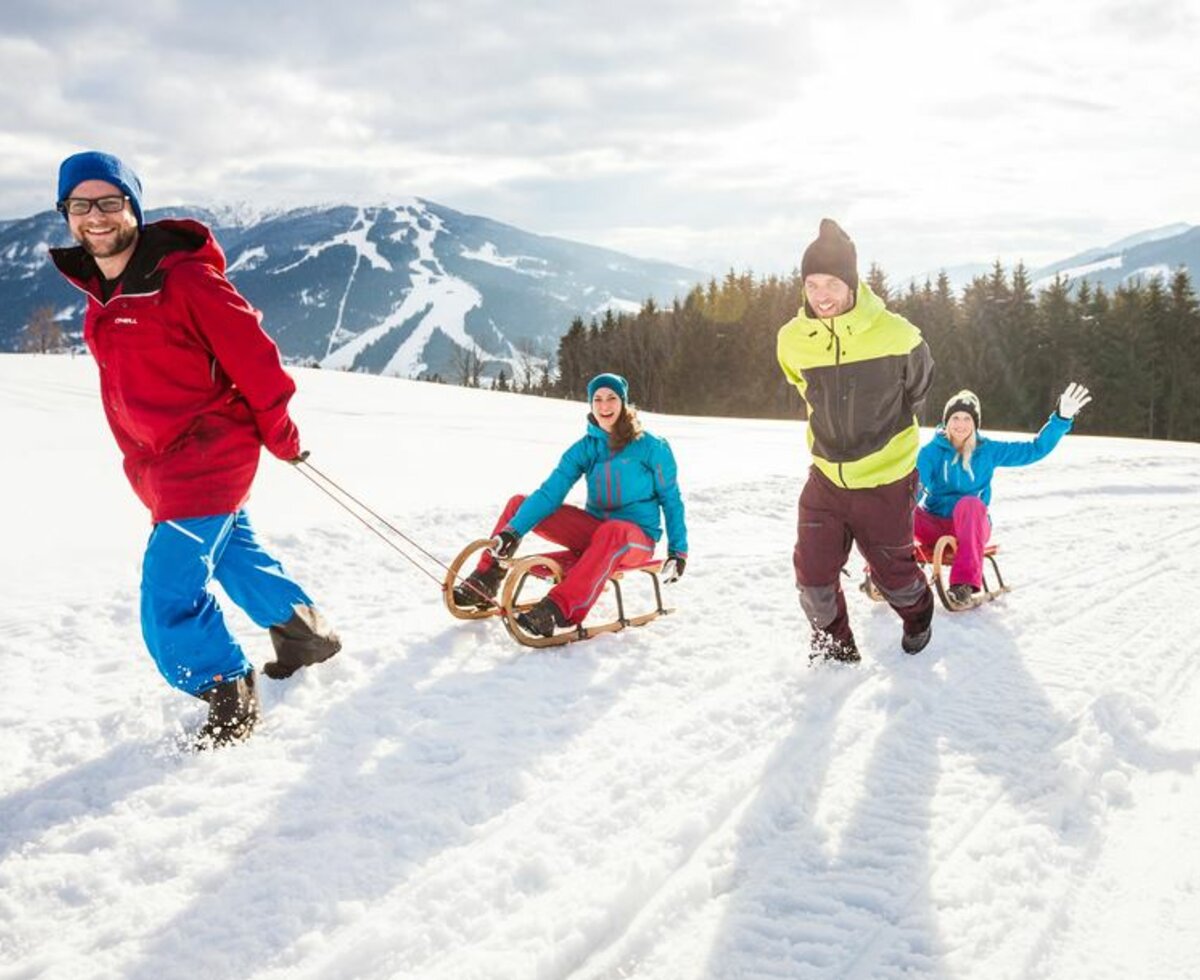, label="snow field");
[2,354,1199,979]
